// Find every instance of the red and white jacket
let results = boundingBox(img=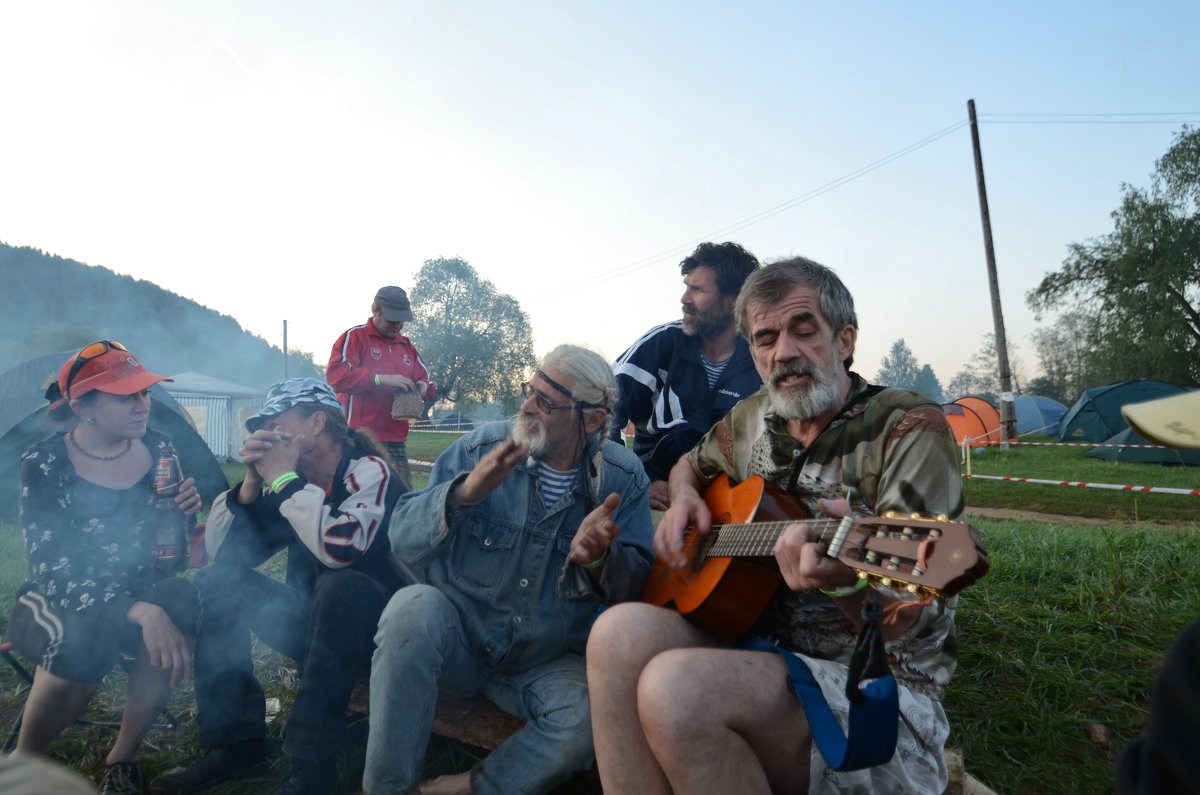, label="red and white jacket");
[326,320,437,443]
